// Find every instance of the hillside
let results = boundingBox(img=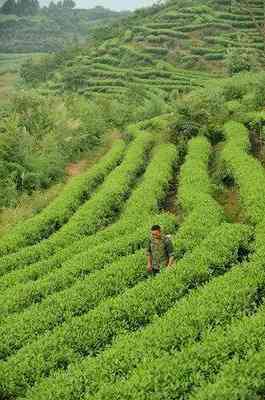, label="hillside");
[0,6,129,53]
[0,69,265,399]
[25,0,264,101]
[1,0,265,397]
